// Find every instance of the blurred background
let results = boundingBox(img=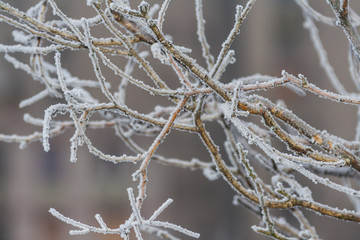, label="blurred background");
[0,0,360,239]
